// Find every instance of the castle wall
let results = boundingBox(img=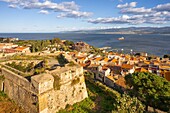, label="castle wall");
[2,68,38,113]
[1,65,88,113]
